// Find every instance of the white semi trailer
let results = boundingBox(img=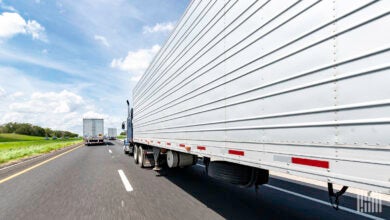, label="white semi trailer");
[128,0,390,208]
[83,118,104,145]
[108,128,117,140]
